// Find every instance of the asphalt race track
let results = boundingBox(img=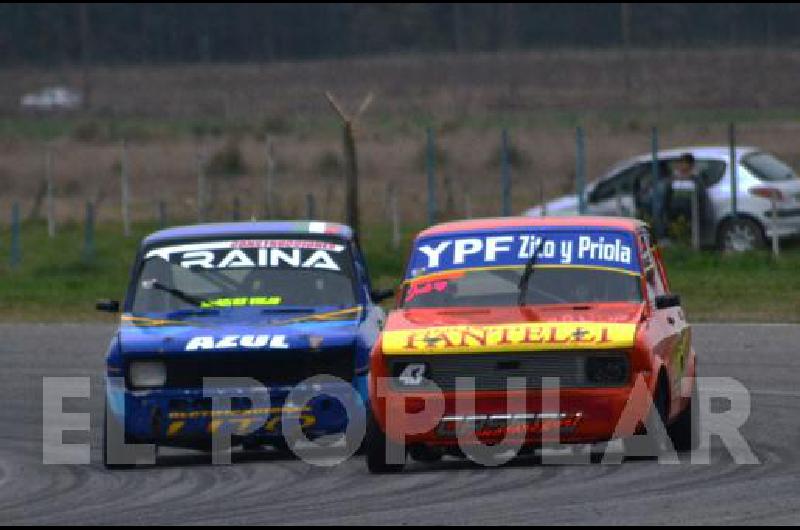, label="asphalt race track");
[1,323,799,525]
